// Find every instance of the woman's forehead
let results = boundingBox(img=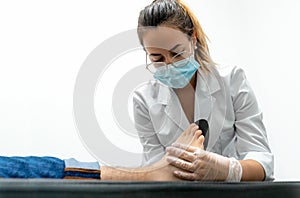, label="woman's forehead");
[142,26,190,51]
